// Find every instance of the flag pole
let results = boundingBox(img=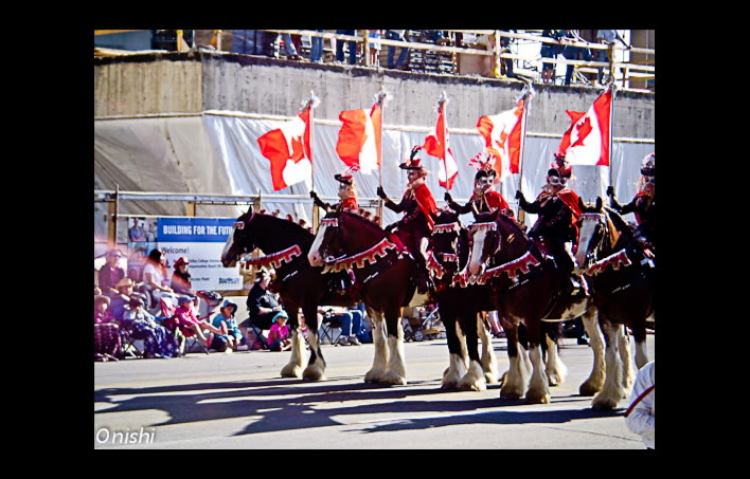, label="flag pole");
[516,81,534,222]
[437,91,450,190]
[607,81,616,199]
[301,91,320,231]
[375,86,391,227]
